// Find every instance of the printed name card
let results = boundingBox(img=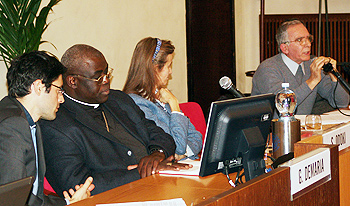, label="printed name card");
[280,148,331,200]
[322,123,350,151]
